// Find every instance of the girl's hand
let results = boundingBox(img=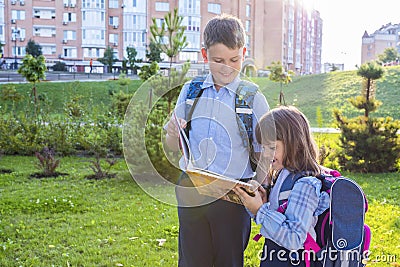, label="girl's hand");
[233,185,264,216]
[258,185,268,203]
